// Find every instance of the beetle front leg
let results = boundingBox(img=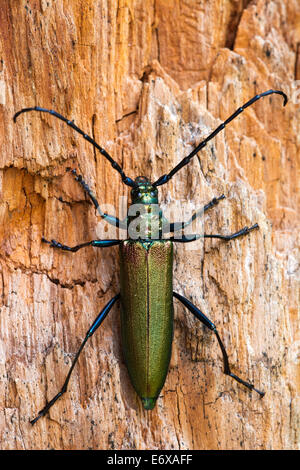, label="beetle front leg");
[173,292,265,397]
[30,294,120,425]
[162,194,225,233]
[67,168,128,229]
[42,237,121,252]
